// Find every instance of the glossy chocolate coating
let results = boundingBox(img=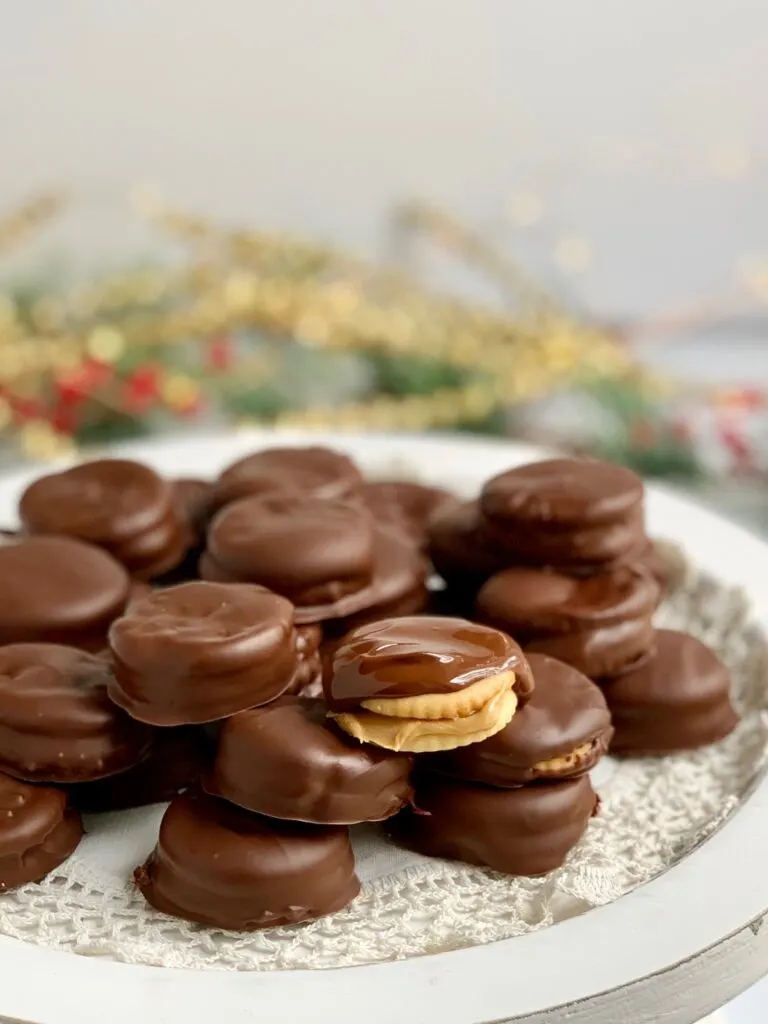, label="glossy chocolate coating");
[0,644,153,782]
[428,653,612,786]
[390,774,598,876]
[327,615,533,710]
[361,479,459,545]
[113,511,192,582]
[202,524,427,628]
[108,582,297,725]
[477,565,660,638]
[477,565,658,679]
[210,445,363,515]
[0,772,83,891]
[69,727,209,812]
[481,457,643,528]
[20,459,191,579]
[205,696,413,824]
[545,537,653,578]
[20,458,171,542]
[135,788,361,930]
[603,629,739,755]
[318,529,429,634]
[481,506,646,568]
[323,583,430,640]
[207,495,375,605]
[524,618,656,679]
[0,536,130,649]
[149,480,212,585]
[427,500,503,586]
